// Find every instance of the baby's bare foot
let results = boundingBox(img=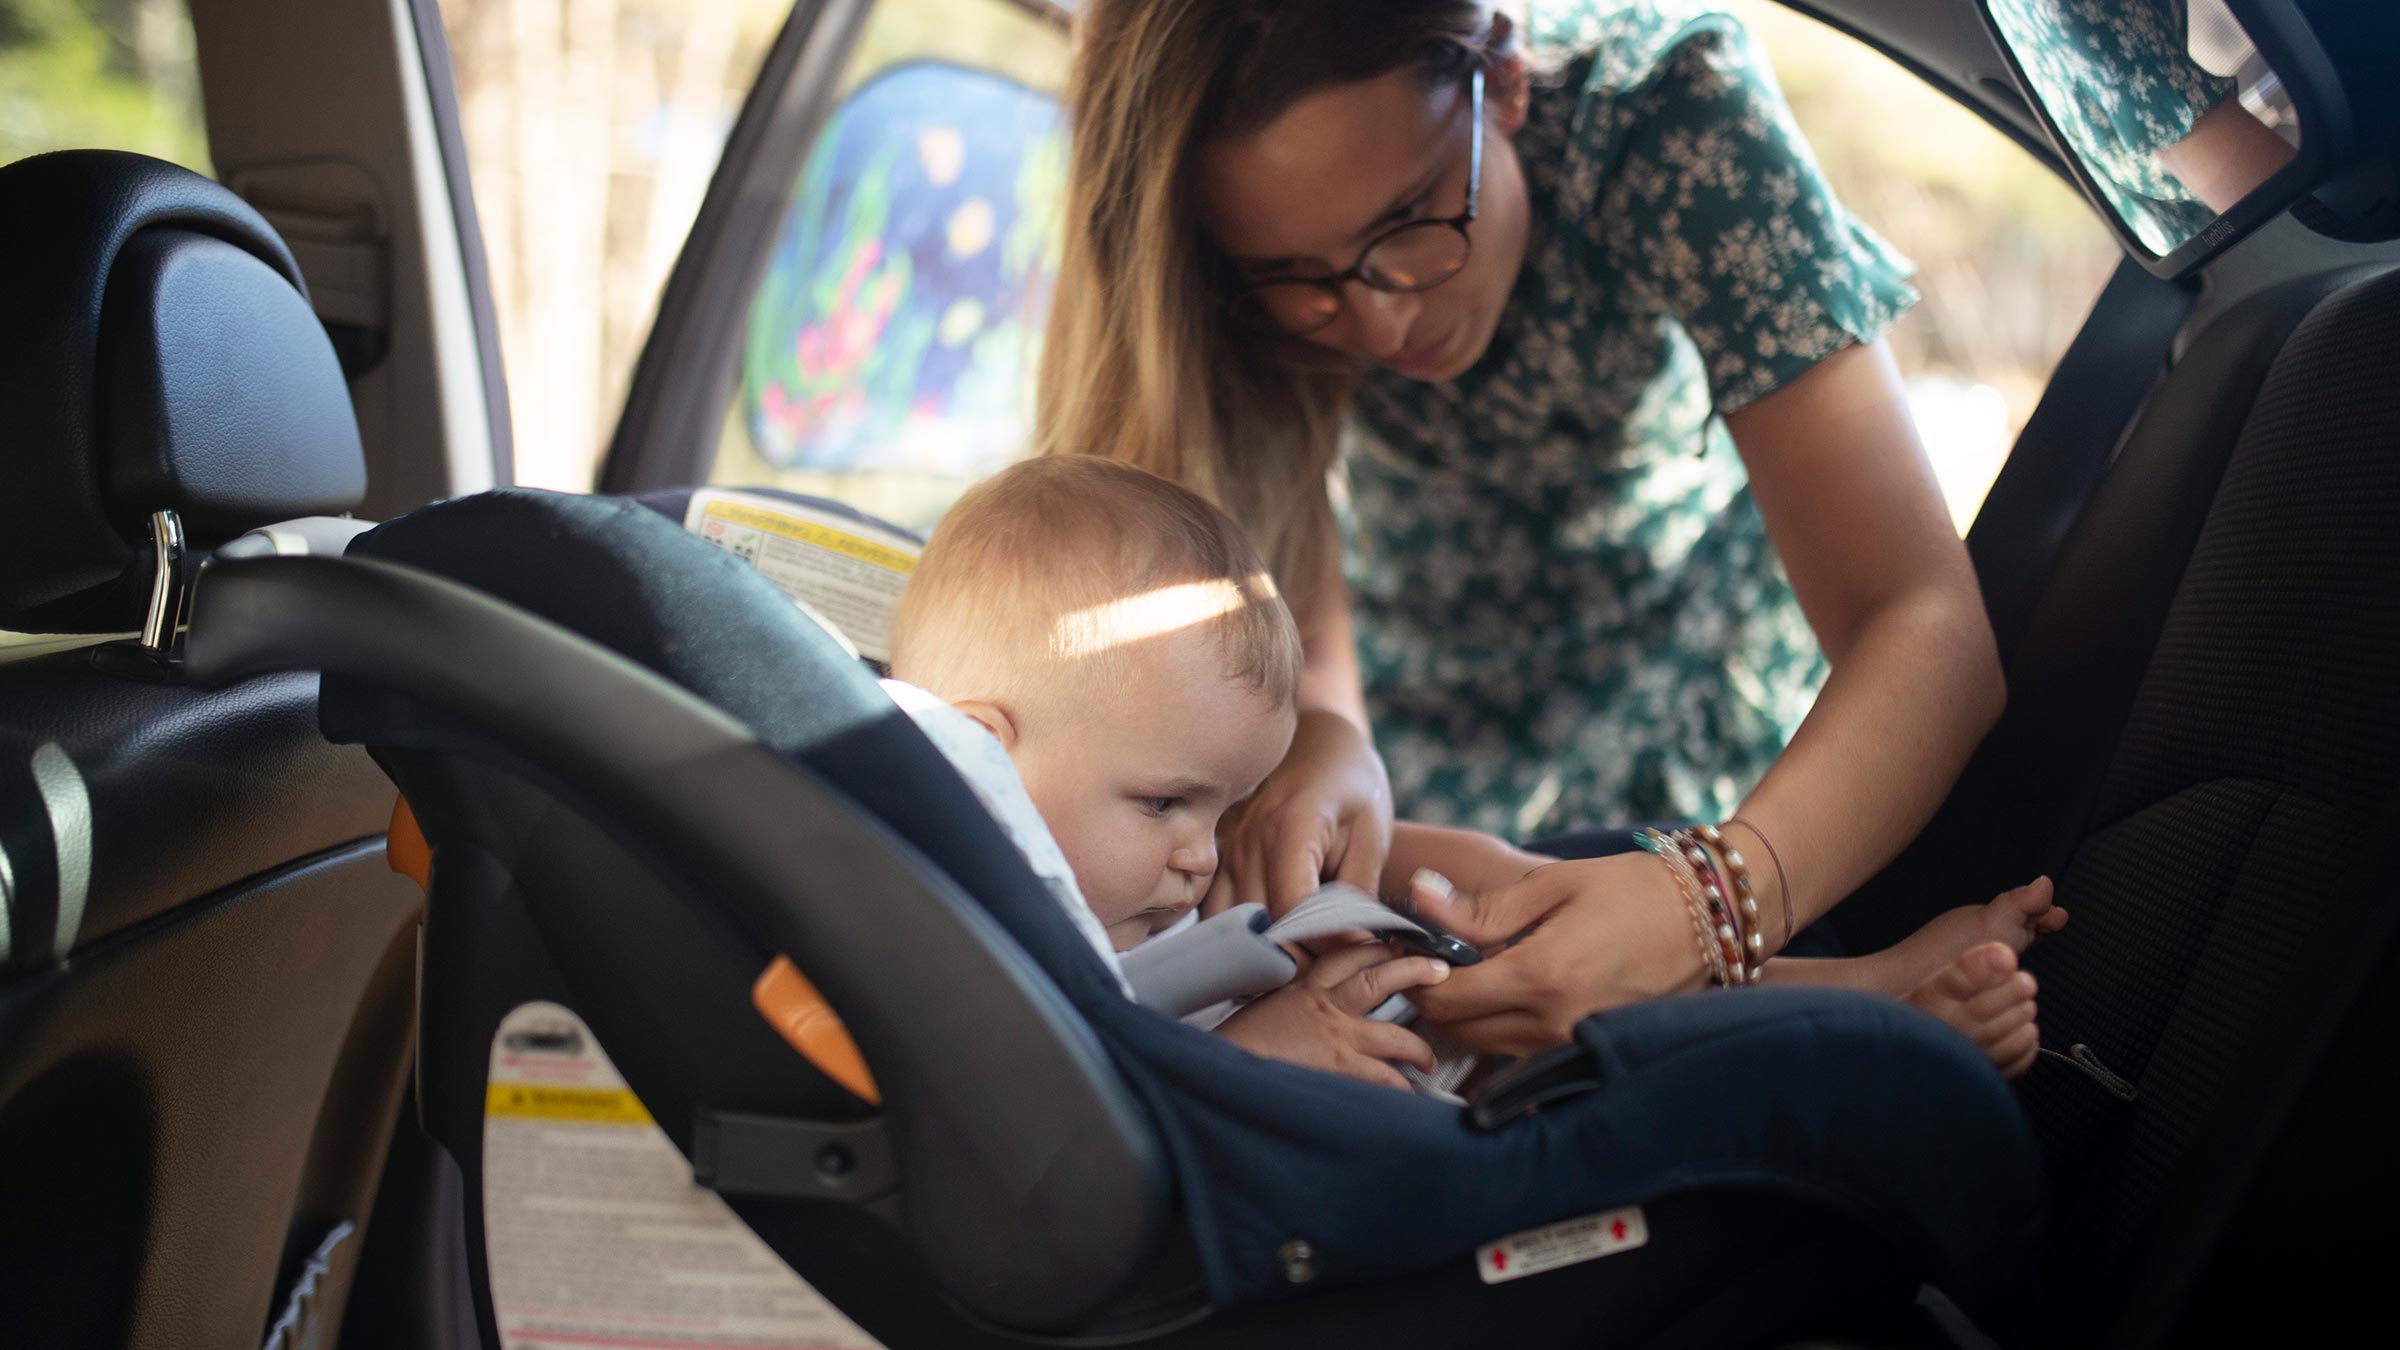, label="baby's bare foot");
[1979,876,2068,955]
[1906,942,2041,1078]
